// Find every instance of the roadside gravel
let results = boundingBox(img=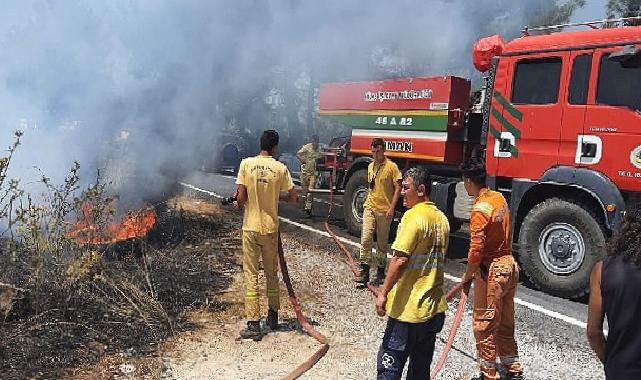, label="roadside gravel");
[164,215,605,380]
